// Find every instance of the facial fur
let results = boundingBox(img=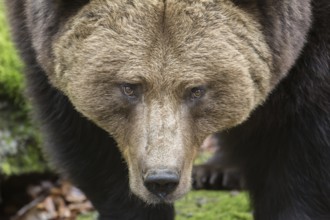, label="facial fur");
[45,0,308,203]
